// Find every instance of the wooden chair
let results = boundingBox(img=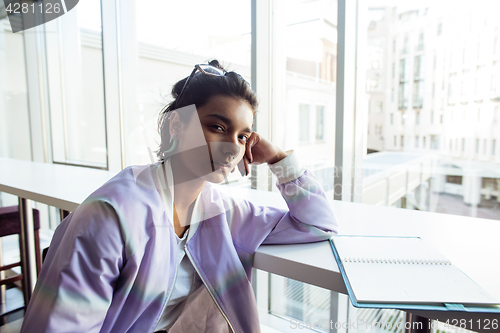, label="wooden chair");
[0,206,41,319]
